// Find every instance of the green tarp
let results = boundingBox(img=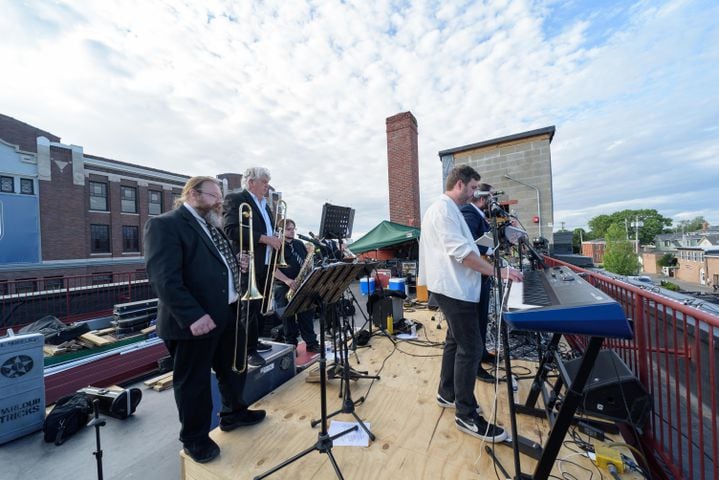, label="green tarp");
[348,220,420,254]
